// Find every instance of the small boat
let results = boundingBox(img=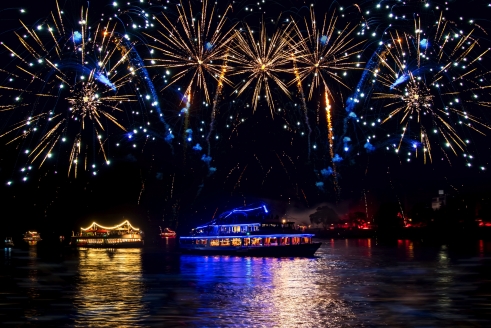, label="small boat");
[4,237,14,248]
[179,203,321,257]
[23,231,42,246]
[71,220,144,248]
[160,227,176,238]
